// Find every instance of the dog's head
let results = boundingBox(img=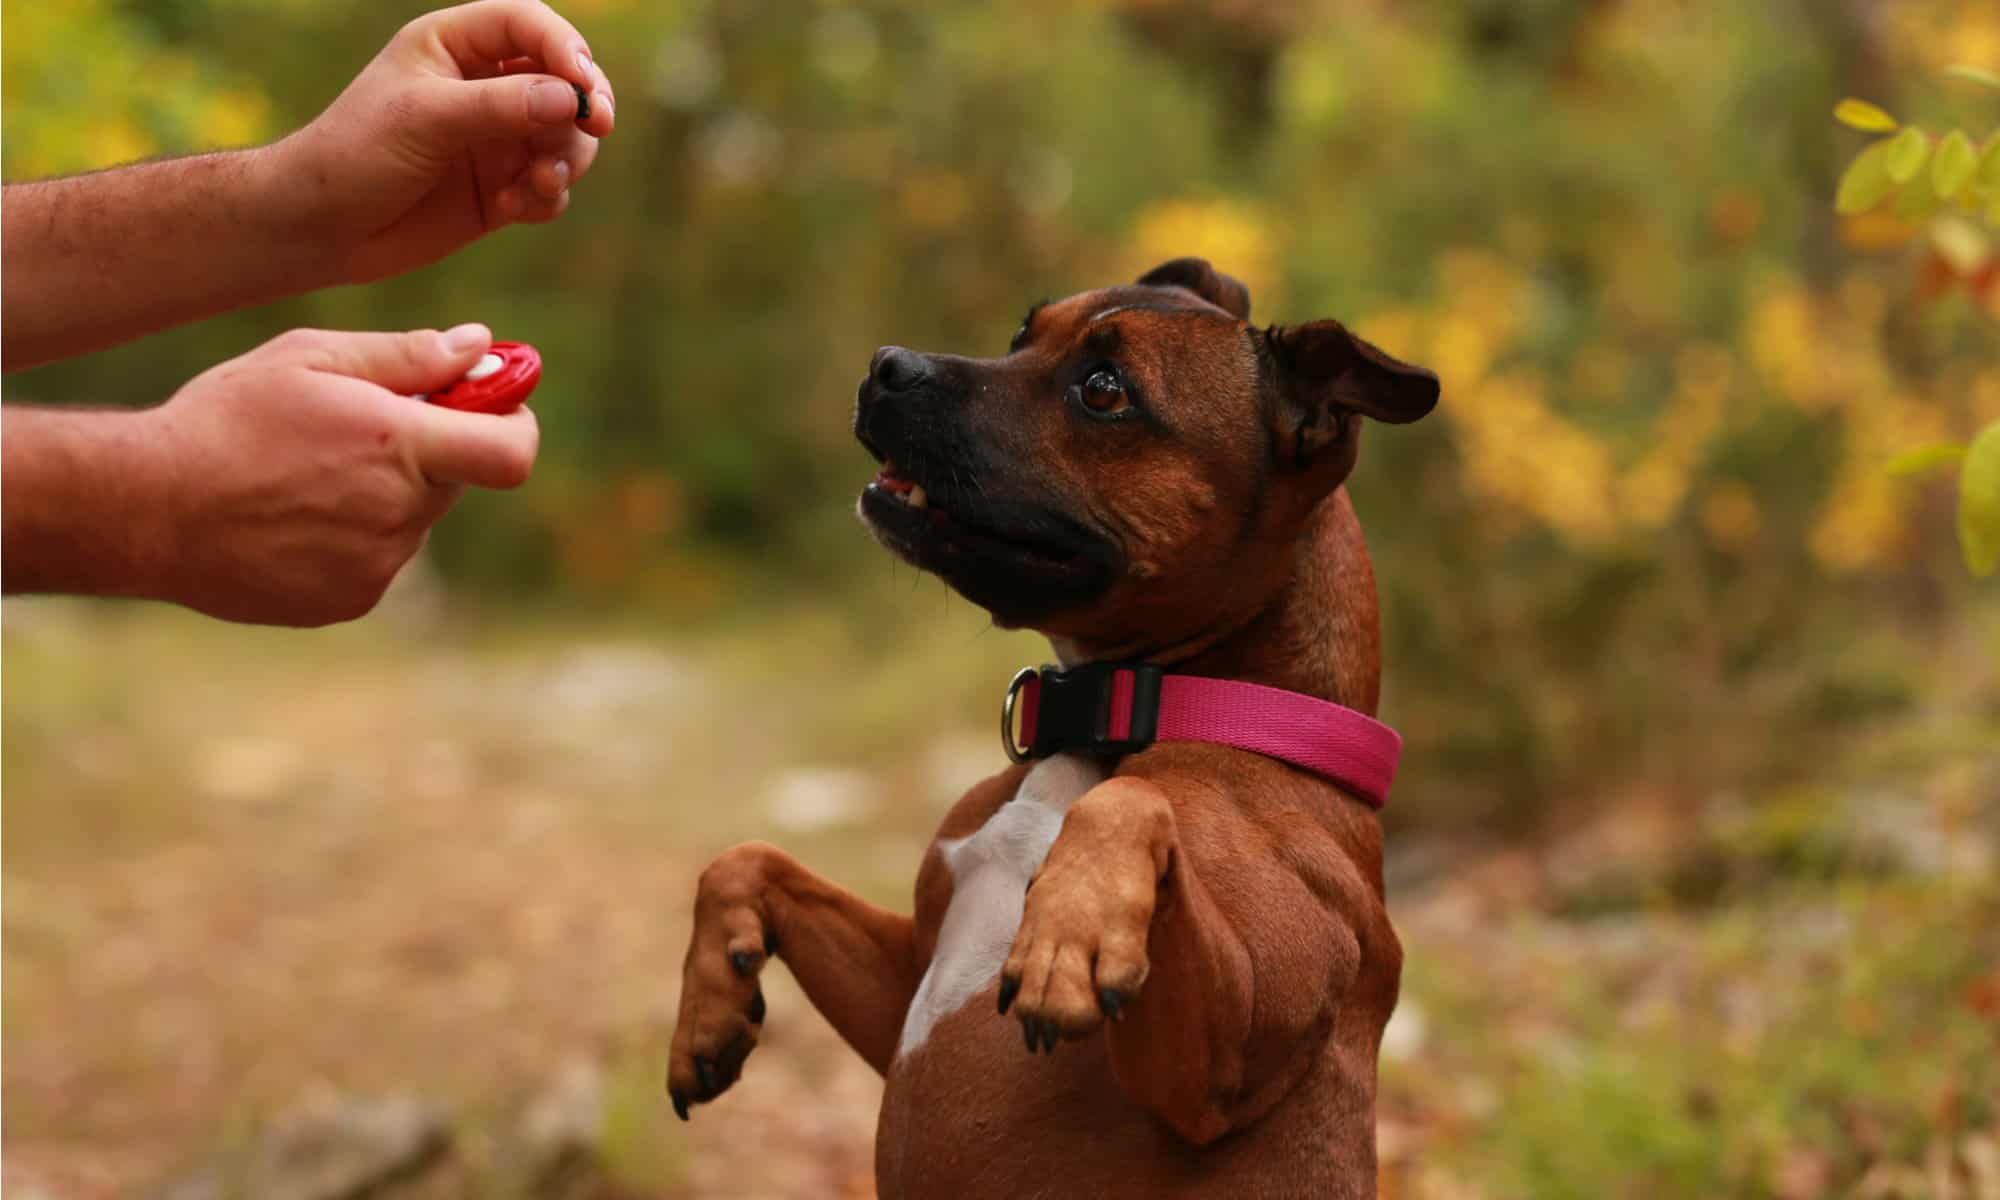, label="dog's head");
[854,257,1438,642]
